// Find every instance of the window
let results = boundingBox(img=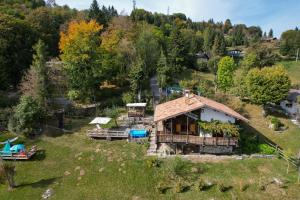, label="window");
[286,103,293,108]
